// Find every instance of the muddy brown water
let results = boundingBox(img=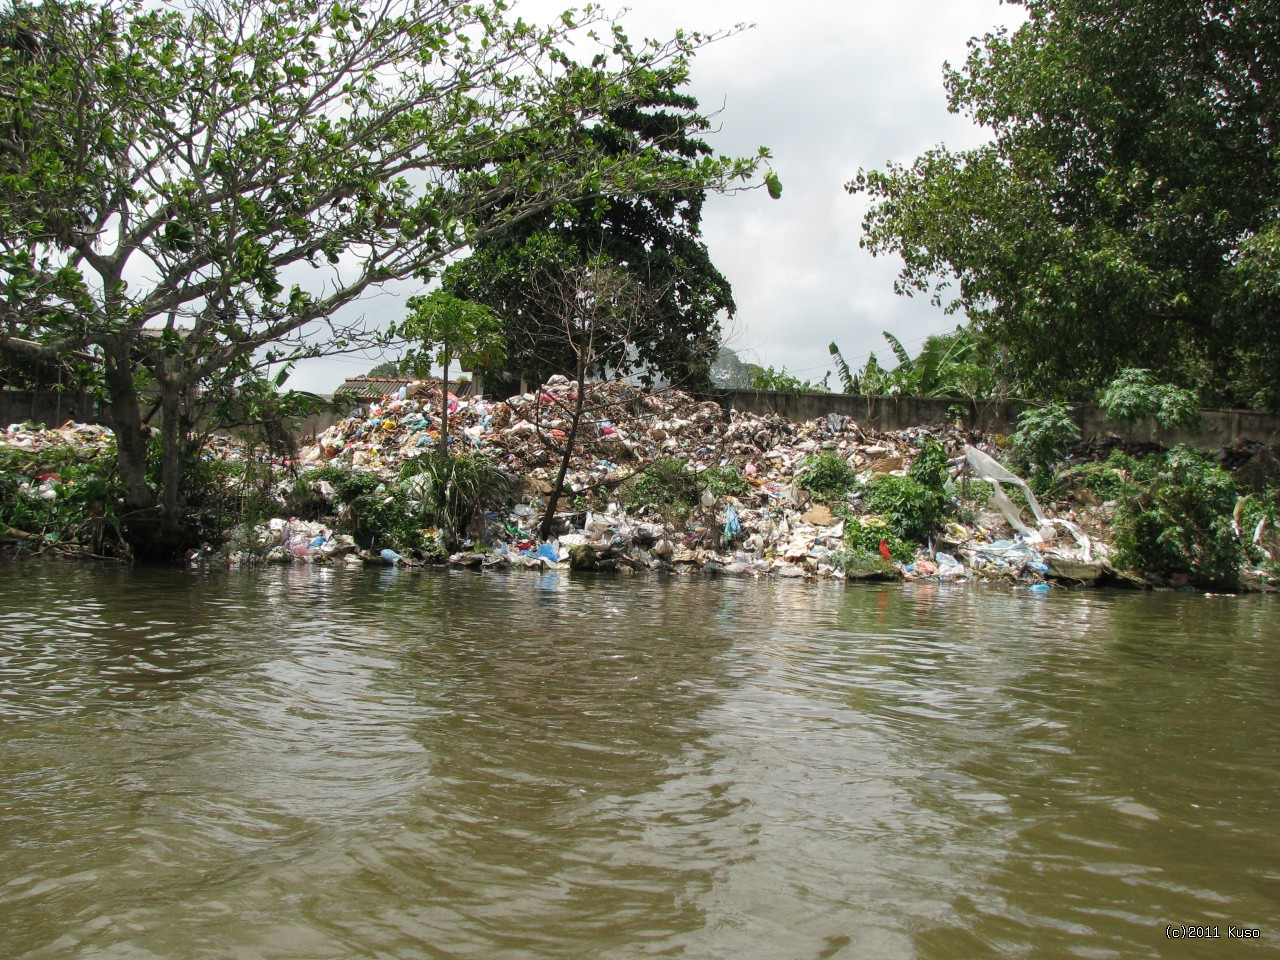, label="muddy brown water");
[1,563,1277,959]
